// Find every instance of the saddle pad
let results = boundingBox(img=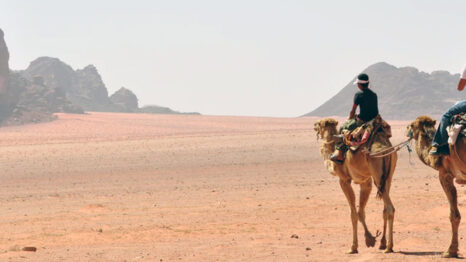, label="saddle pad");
[452,113,466,135]
[449,113,466,144]
[343,120,375,148]
[343,116,391,151]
